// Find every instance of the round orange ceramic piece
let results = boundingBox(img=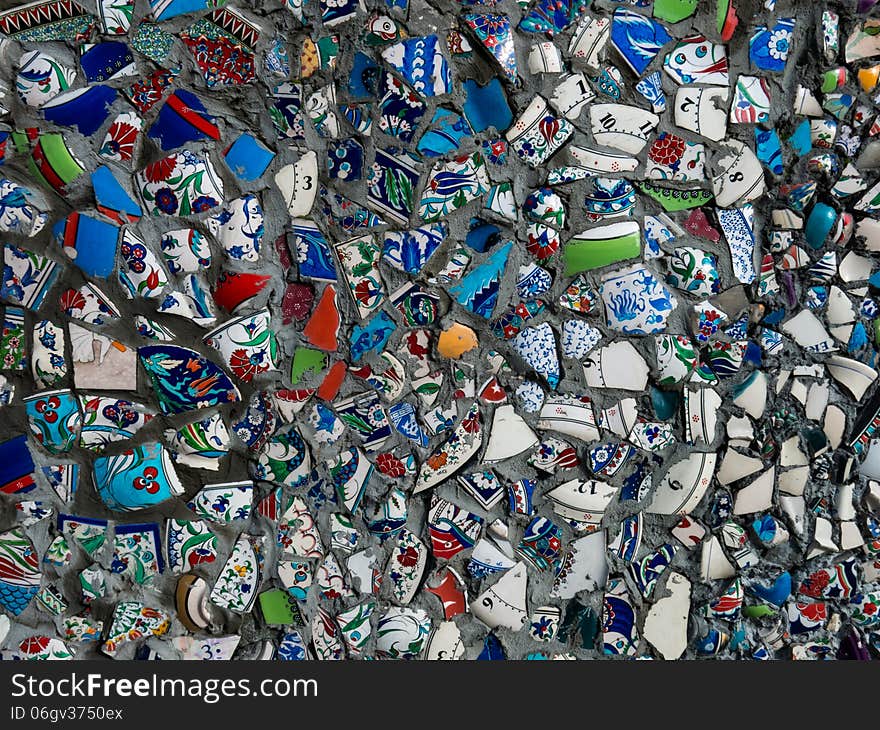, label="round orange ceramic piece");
[437,322,479,359]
